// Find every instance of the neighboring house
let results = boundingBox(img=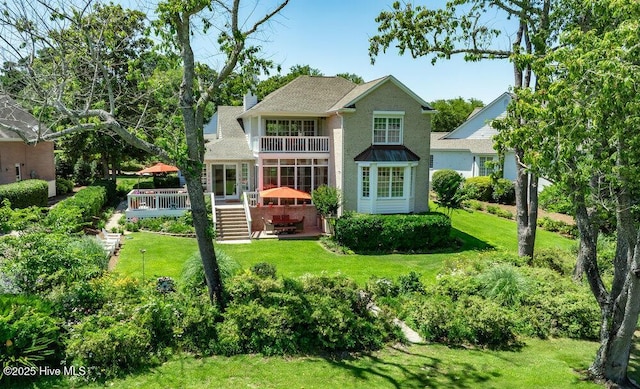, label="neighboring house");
[0,95,56,197]
[429,92,550,190]
[205,75,435,214]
